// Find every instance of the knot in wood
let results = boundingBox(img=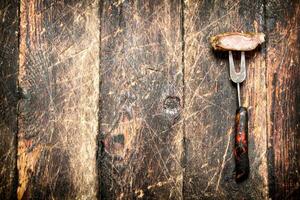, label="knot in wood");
[163,96,181,119]
[17,87,30,100]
